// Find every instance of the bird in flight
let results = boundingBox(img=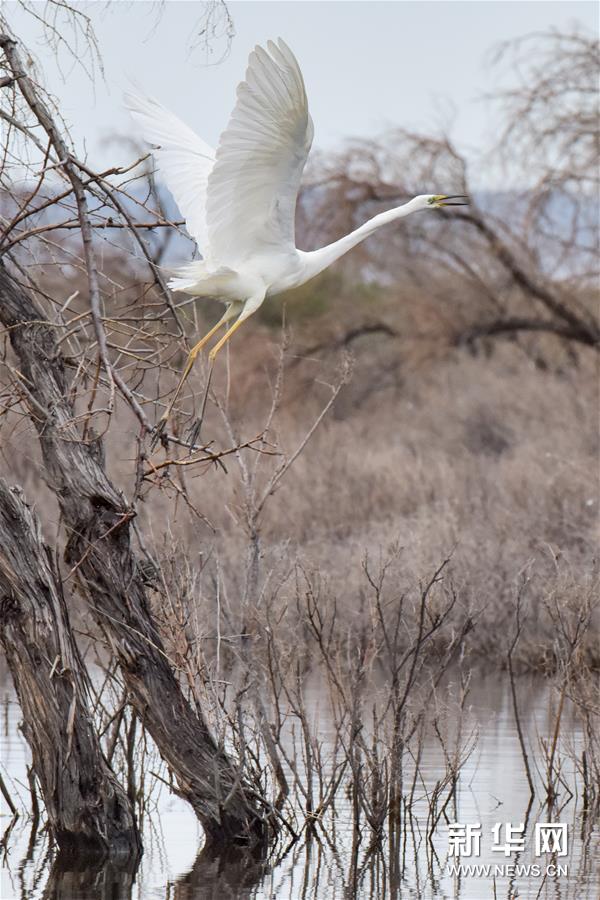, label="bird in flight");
[126,39,467,439]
